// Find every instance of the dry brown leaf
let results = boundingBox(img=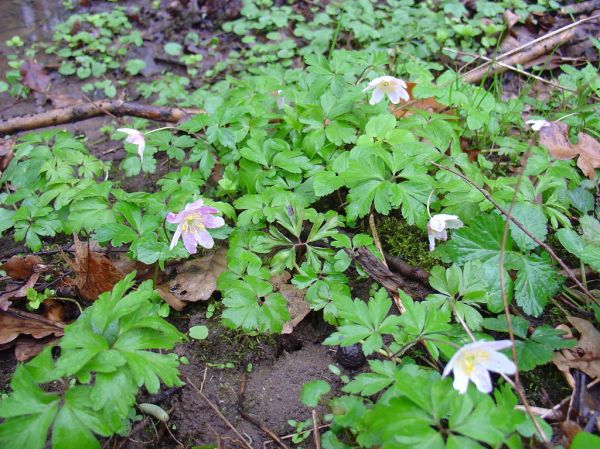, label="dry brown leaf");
[271,272,310,335]
[15,336,60,361]
[19,59,51,92]
[2,255,44,280]
[553,316,600,383]
[538,121,600,179]
[504,10,520,31]
[390,82,452,118]
[0,273,40,311]
[0,308,64,345]
[0,137,15,172]
[63,235,125,301]
[156,248,227,307]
